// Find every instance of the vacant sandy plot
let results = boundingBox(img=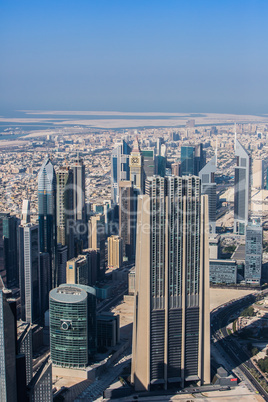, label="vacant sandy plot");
[210,288,255,311]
